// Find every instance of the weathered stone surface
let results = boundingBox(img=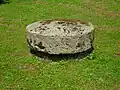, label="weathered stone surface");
[26,19,94,54]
